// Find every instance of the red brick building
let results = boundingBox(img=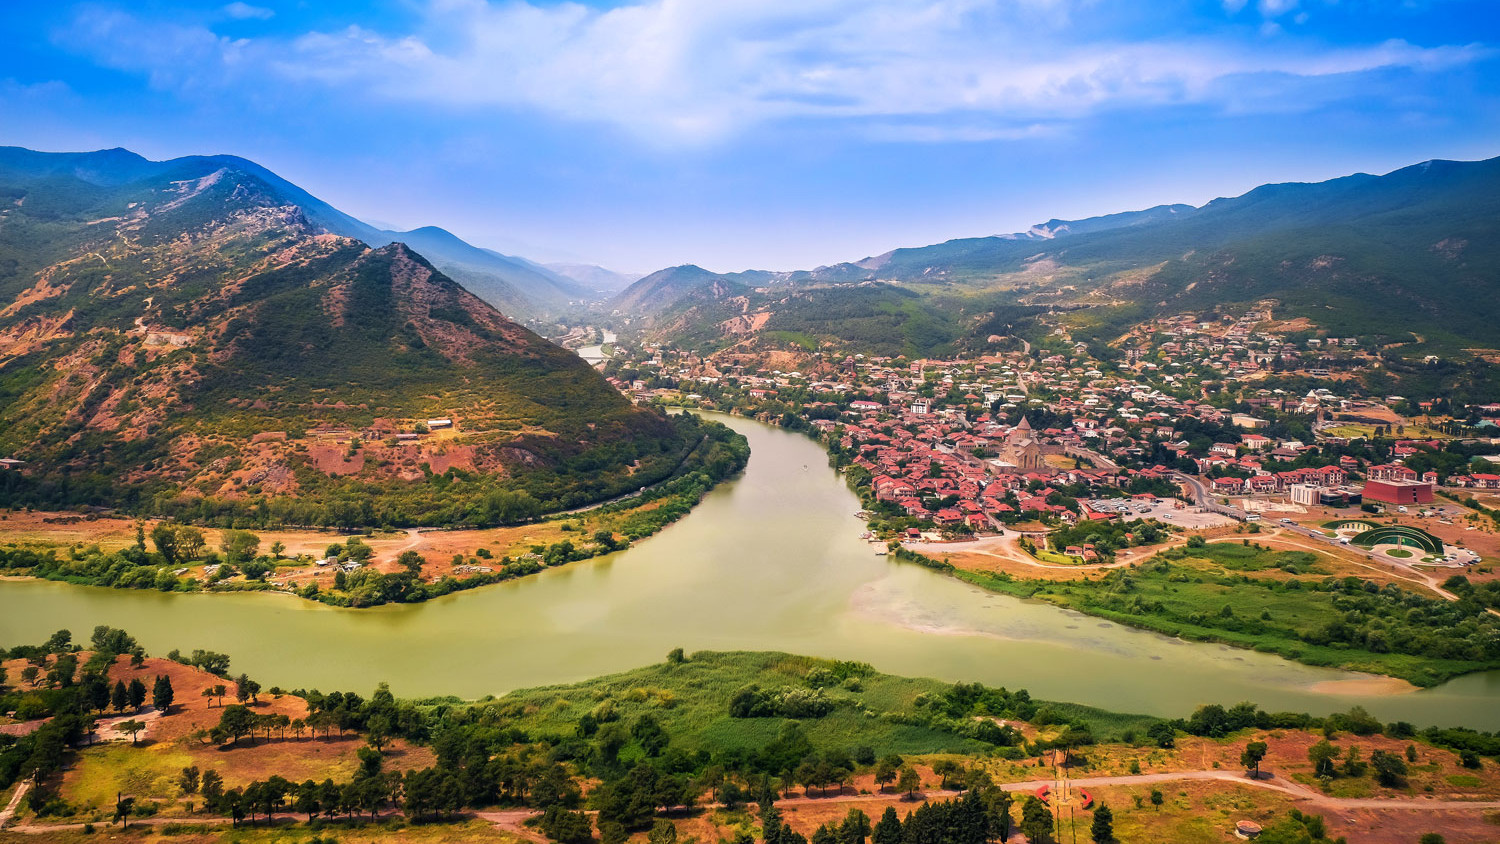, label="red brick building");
[1362,479,1435,506]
